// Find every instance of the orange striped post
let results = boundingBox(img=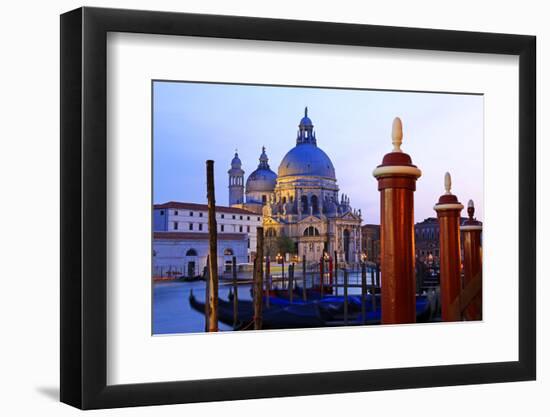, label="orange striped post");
[373,117,422,324]
[460,199,483,320]
[434,172,464,322]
